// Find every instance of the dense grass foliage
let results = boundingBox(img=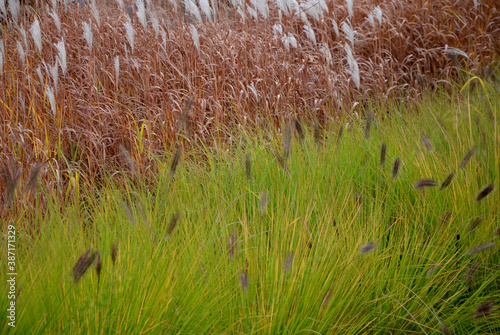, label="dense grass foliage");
[1,83,498,333]
[1,0,499,204]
